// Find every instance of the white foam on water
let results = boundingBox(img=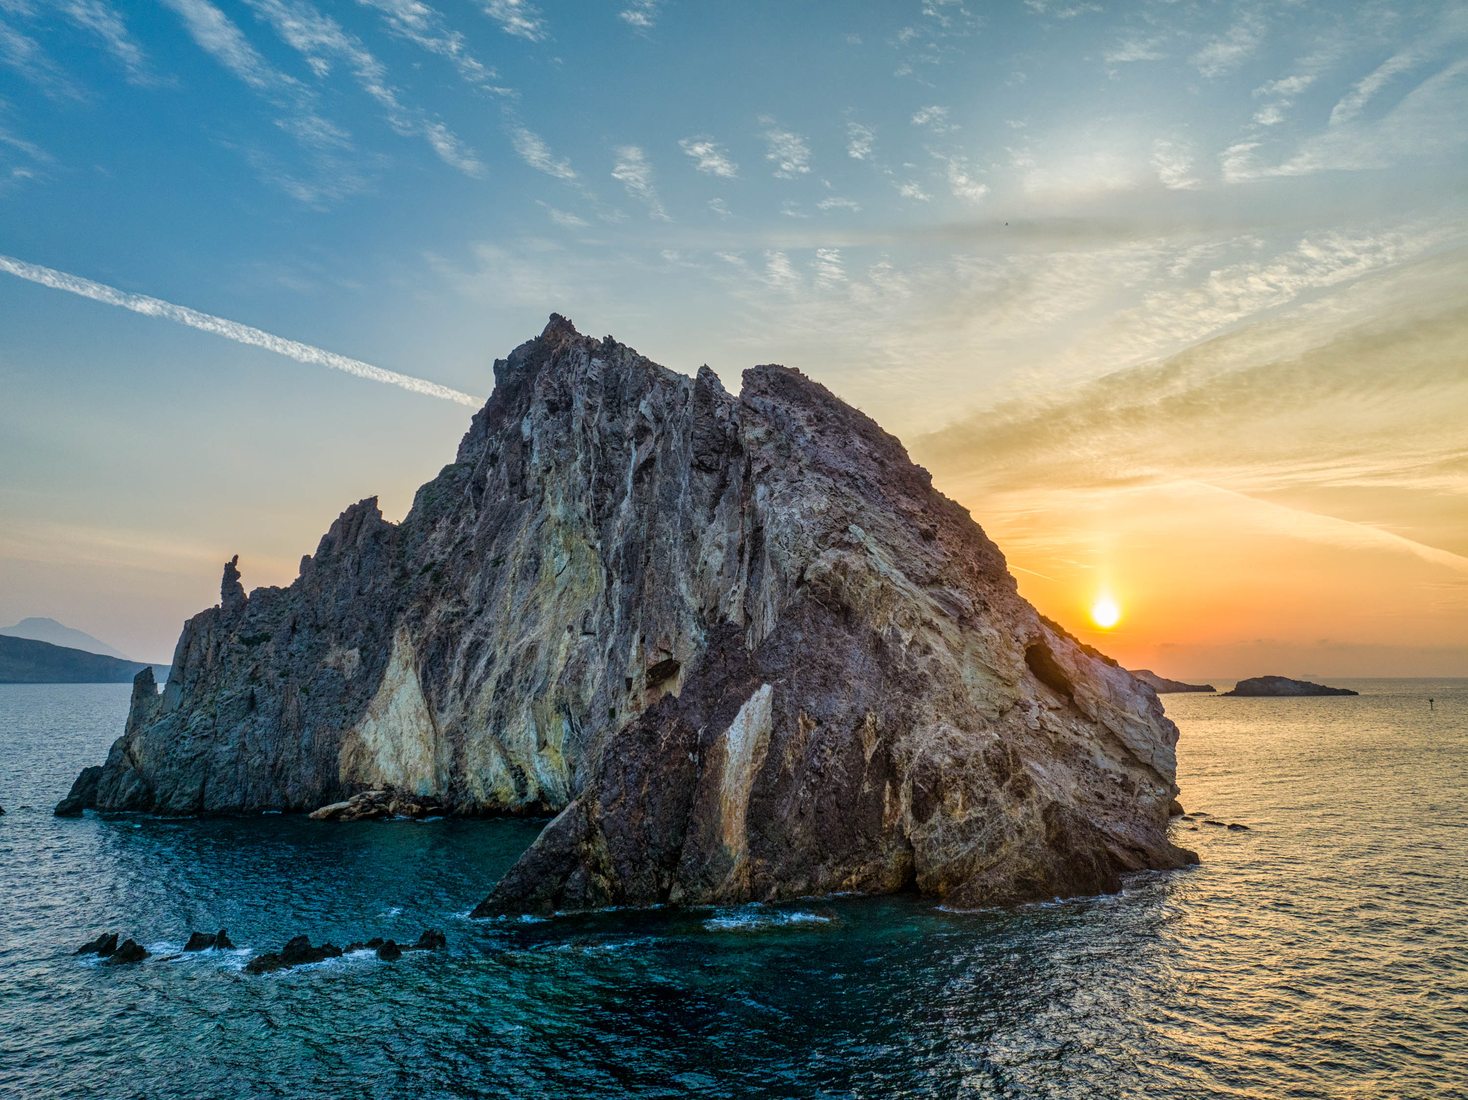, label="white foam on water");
[702,906,834,932]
